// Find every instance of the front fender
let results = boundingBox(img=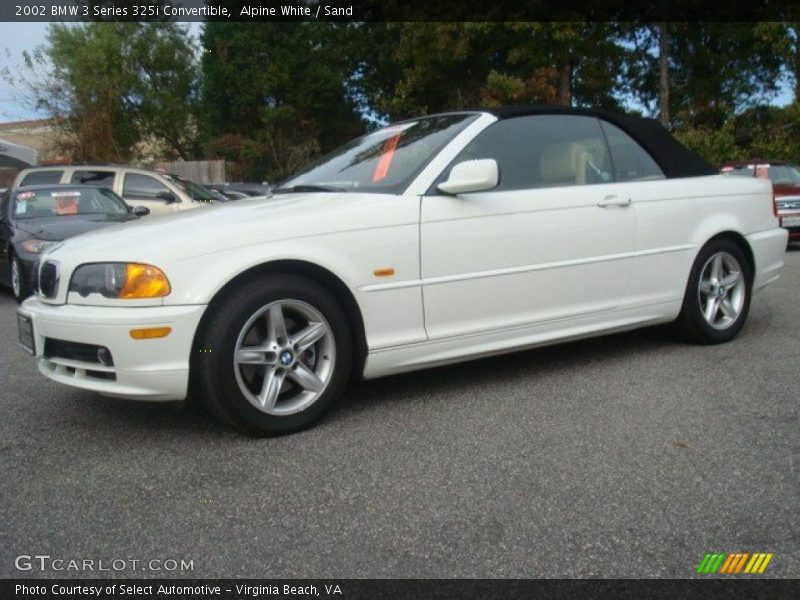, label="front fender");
[161,222,427,352]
